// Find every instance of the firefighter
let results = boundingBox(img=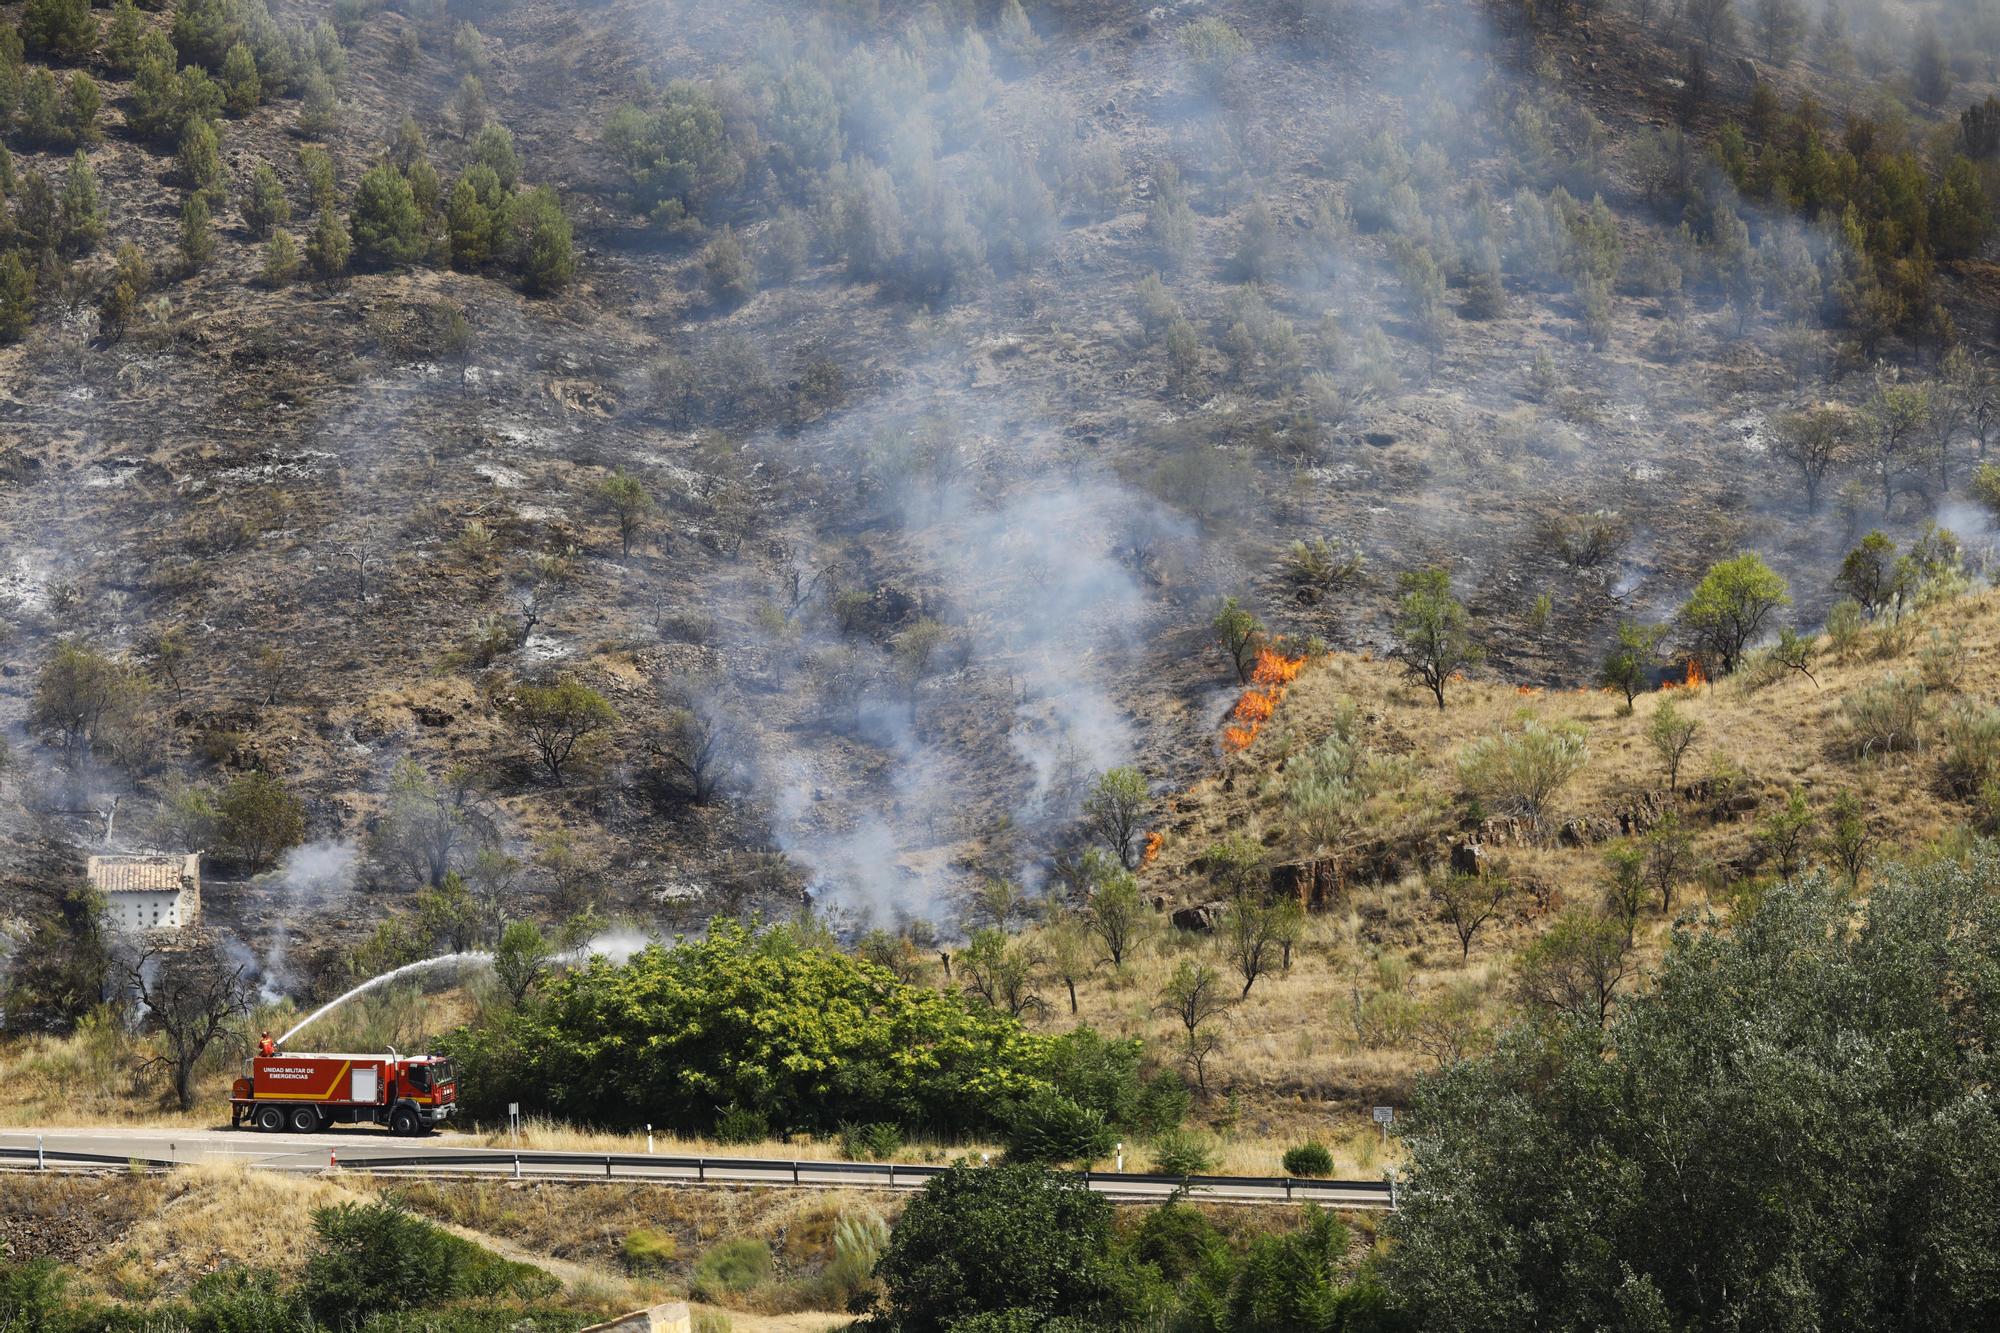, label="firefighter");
[258,1031,276,1058]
